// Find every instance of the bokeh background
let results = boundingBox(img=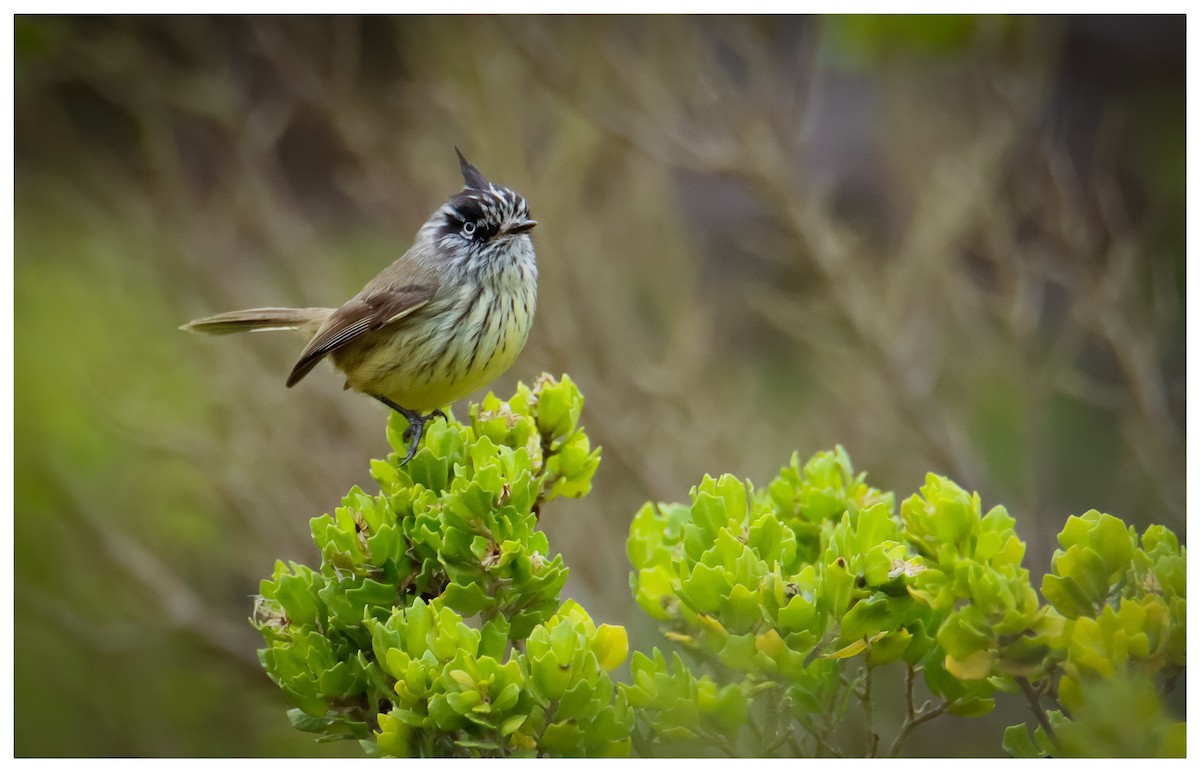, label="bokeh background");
[14,15,1185,757]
